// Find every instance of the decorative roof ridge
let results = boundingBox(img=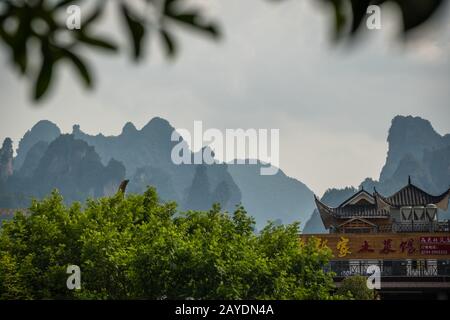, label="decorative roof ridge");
[373,190,392,210]
[337,189,374,208]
